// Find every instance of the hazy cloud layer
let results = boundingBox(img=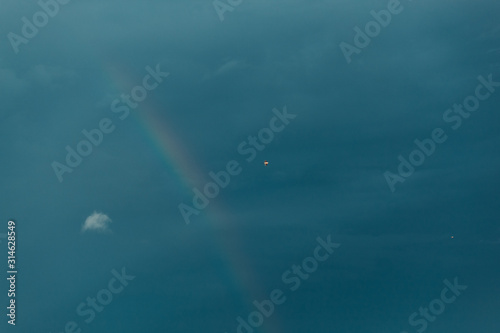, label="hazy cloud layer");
[0,0,499,332]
